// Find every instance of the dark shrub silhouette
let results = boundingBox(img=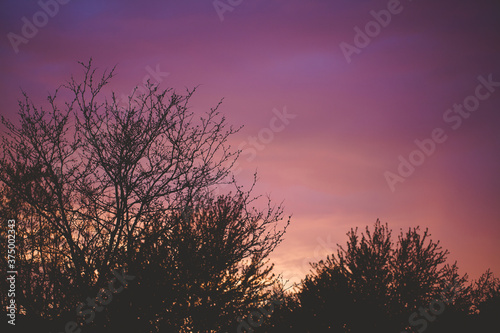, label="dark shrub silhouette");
[261,220,499,333]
